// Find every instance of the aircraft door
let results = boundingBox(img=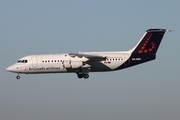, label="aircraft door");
[31,56,38,67]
